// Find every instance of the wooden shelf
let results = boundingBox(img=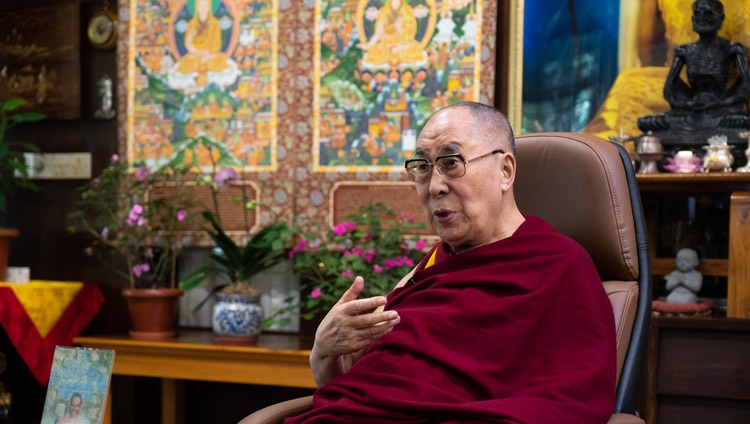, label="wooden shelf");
[636,172,750,192]
[651,258,728,277]
[634,172,750,318]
